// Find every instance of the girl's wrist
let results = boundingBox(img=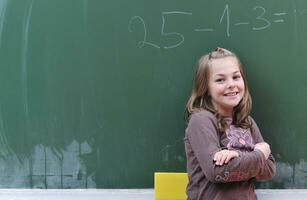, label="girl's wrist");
[254,148,268,160]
